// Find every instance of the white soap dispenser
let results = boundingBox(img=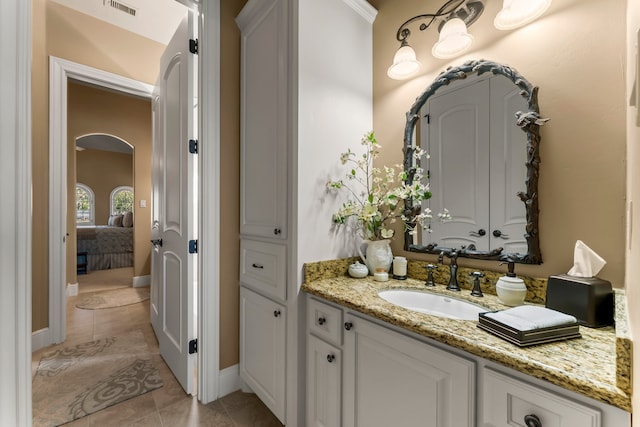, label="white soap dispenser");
[495,260,527,306]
